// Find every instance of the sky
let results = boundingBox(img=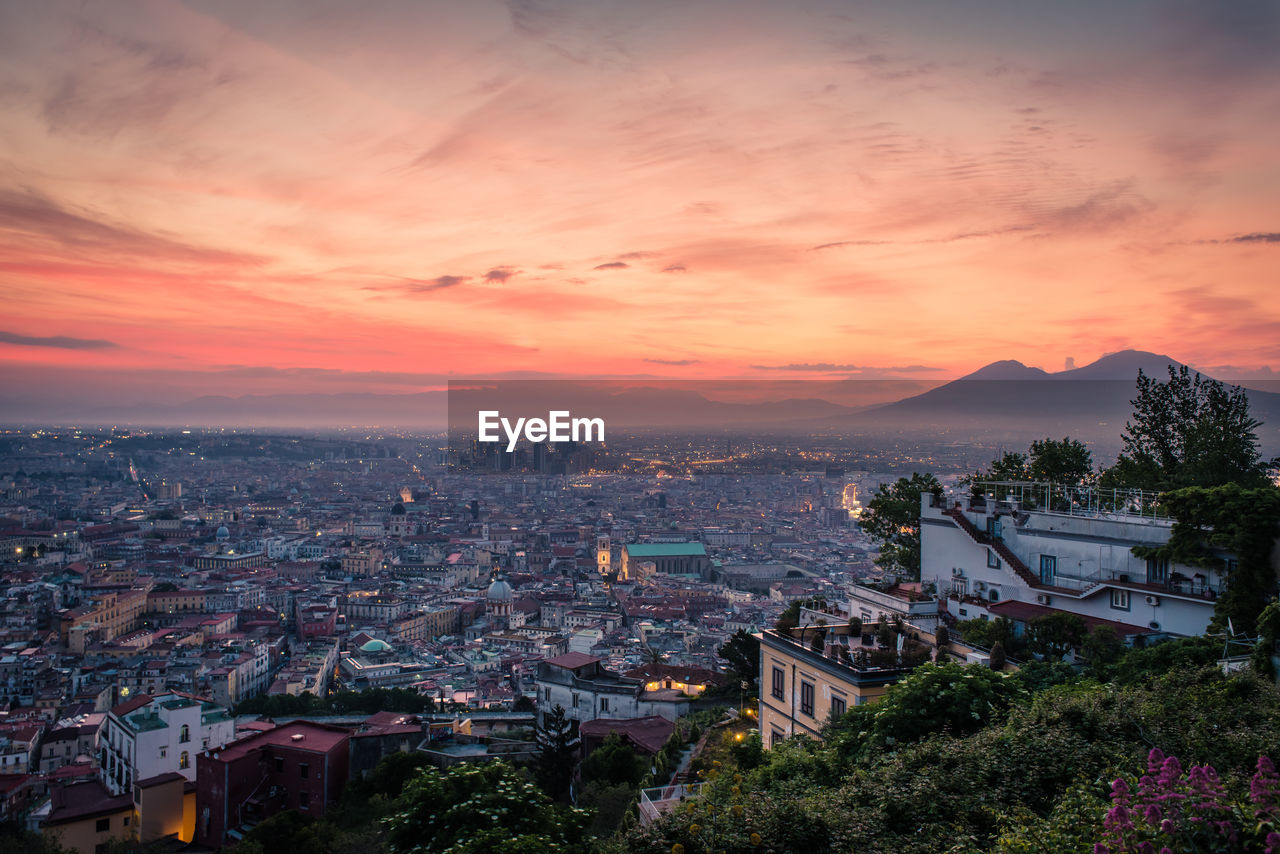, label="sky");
[1,0,1278,408]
